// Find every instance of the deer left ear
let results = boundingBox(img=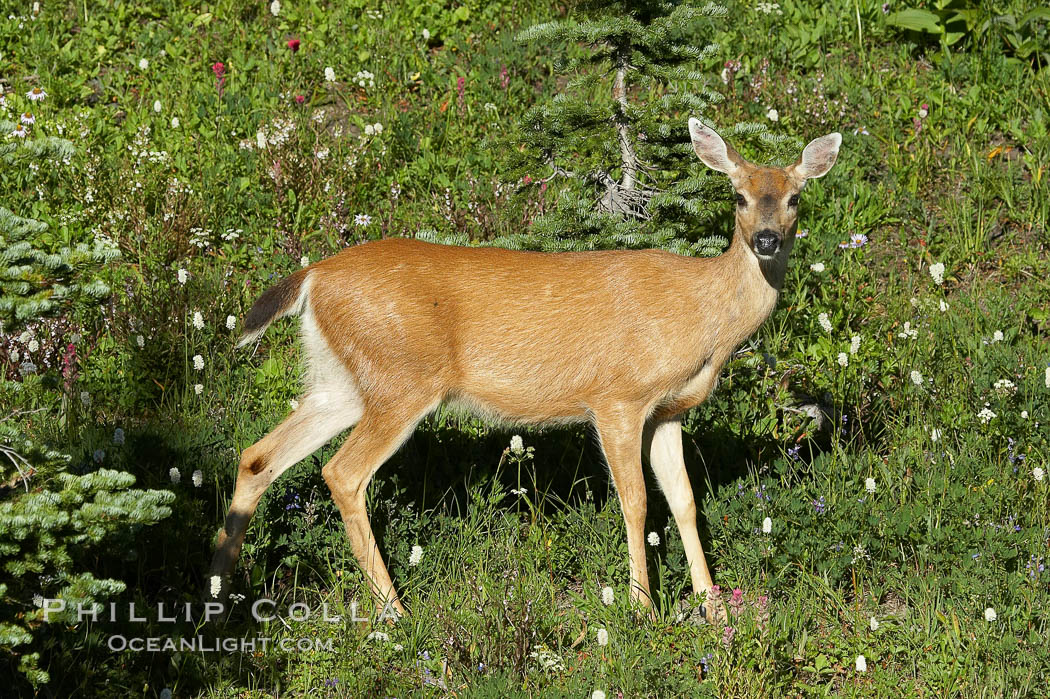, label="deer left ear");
[794,133,842,180]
